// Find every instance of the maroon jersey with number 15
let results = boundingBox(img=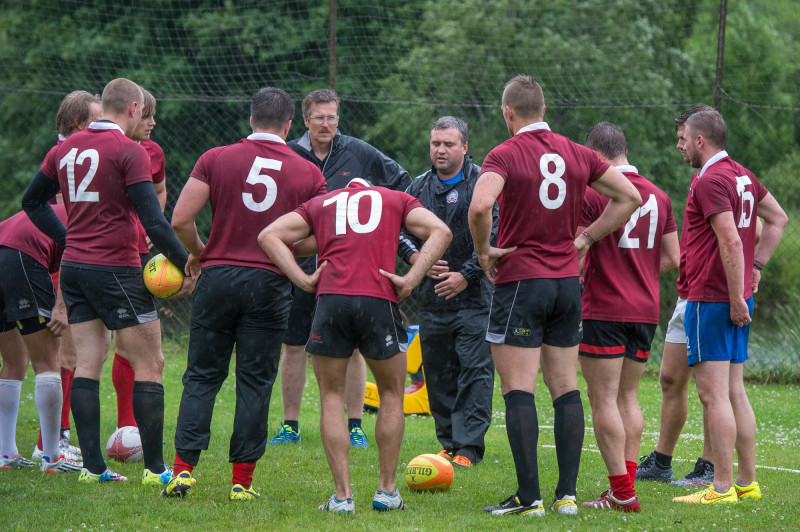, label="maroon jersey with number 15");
[480,123,610,283]
[580,166,677,324]
[40,122,152,268]
[294,181,423,303]
[191,133,327,273]
[684,153,767,303]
